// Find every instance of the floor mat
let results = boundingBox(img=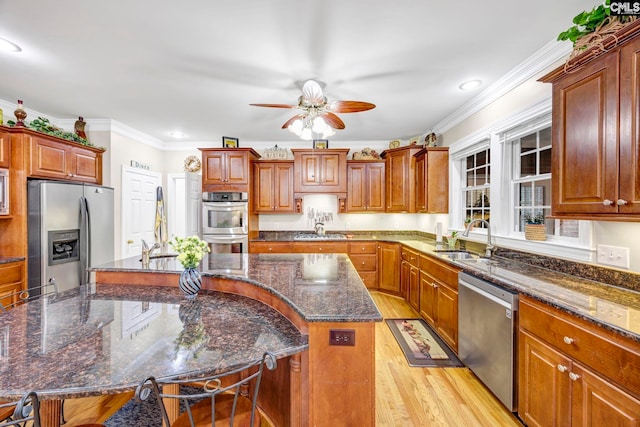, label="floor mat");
[386,318,464,367]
